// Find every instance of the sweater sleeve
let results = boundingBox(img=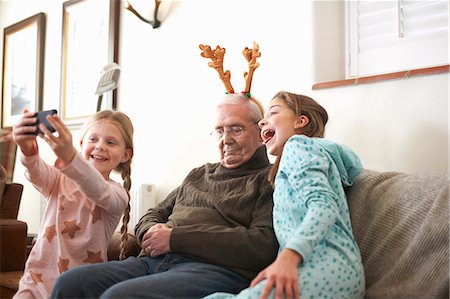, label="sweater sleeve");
[281,137,341,261]
[170,179,278,272]
[59,153,128,216]
[134,187,179,247]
